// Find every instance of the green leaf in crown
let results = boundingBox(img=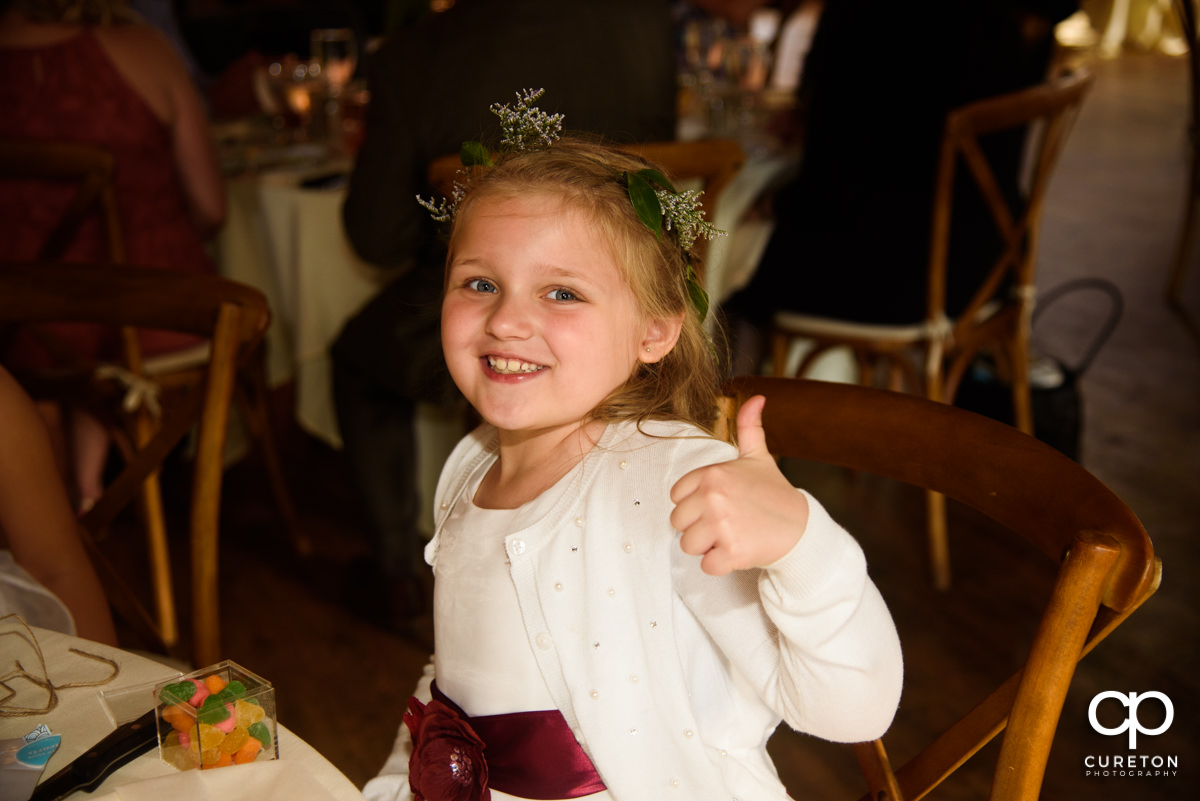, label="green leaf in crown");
[460,140,494,168]
[626,172,663,239]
